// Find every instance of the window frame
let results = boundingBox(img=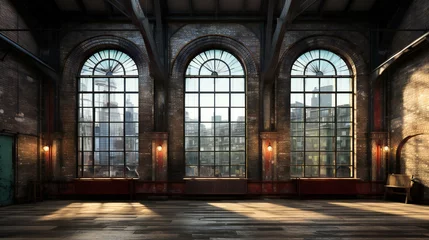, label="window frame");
[184,49,246,178]
[290,49,355,178]
[76,49,139,178]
